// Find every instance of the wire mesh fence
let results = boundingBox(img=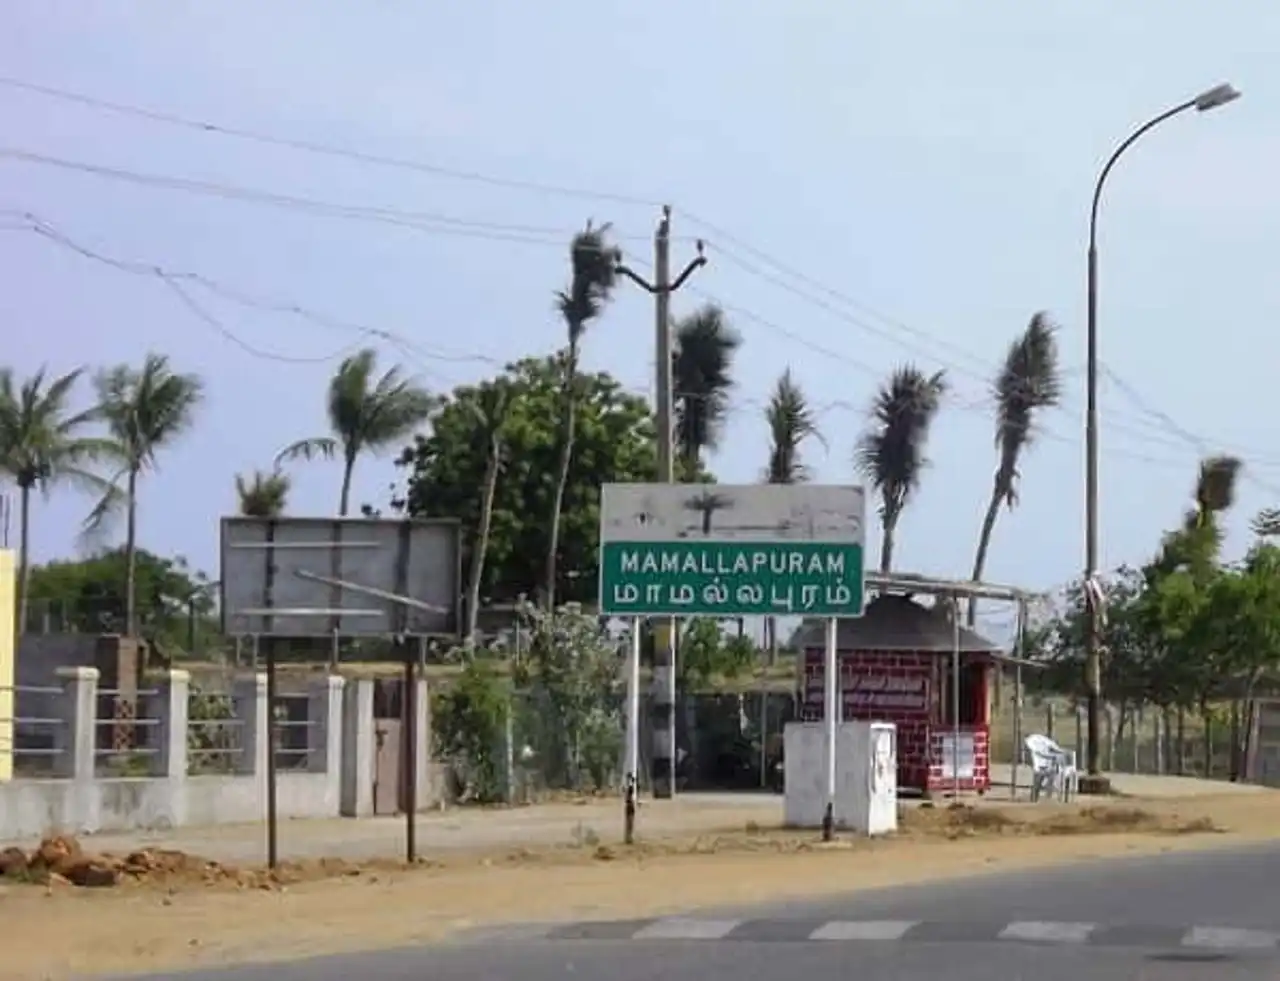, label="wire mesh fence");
[989,695,1241,779]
